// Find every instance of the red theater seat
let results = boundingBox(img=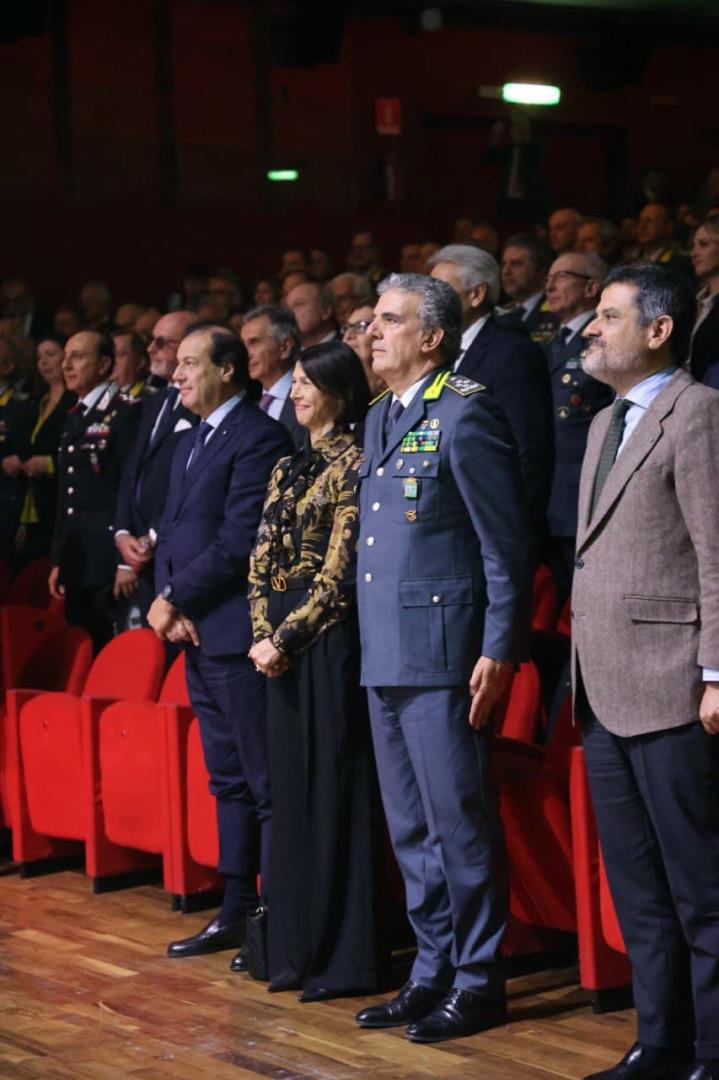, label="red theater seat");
[493,690,581,957]
[531,563,561,632]
[7,629,164,879]
[6,557,56,609]
[569,746,631,1010]
[91,653,189,892]
[494,660,544,743]
[0,604,65,698]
